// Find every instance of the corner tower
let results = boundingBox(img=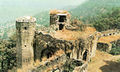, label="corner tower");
[16,16,36,70]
